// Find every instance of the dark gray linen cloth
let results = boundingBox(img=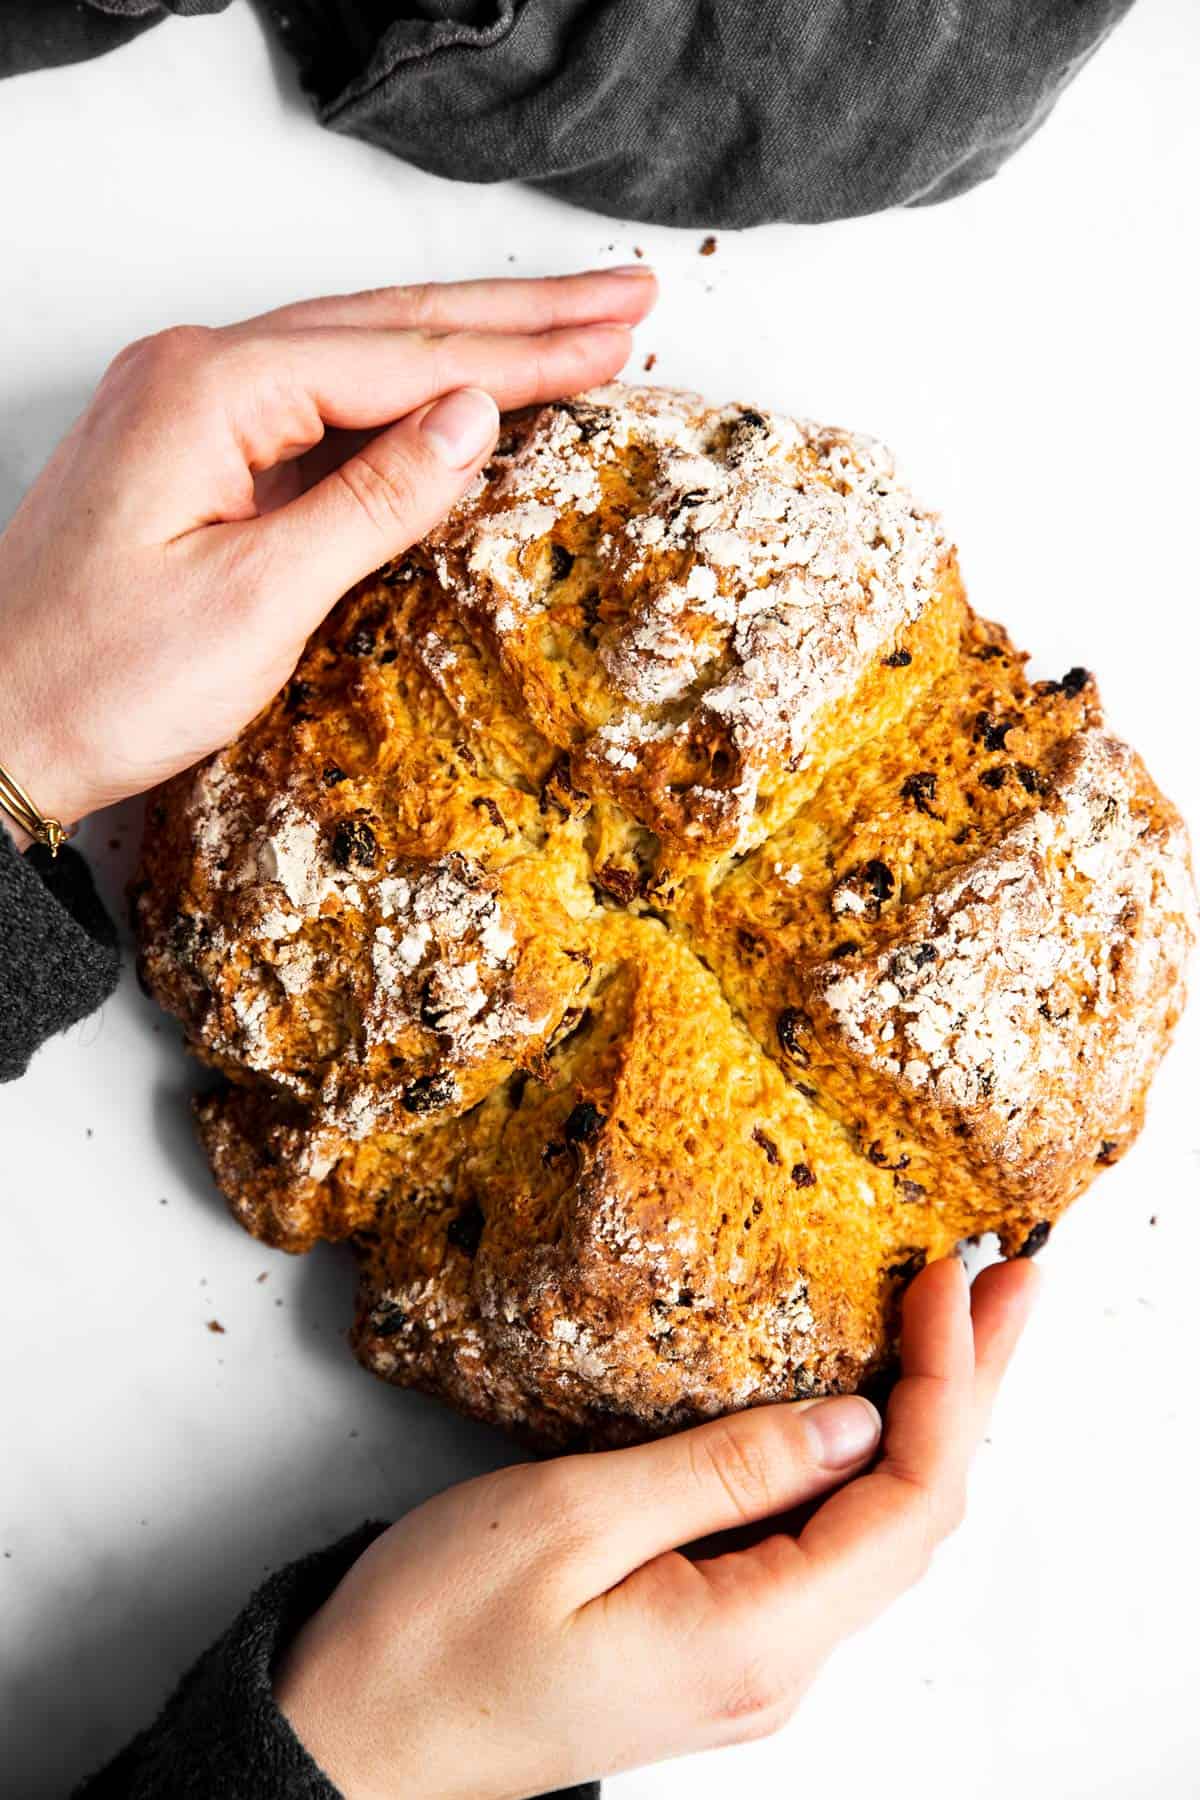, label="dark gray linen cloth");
[0,0,1135,226]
